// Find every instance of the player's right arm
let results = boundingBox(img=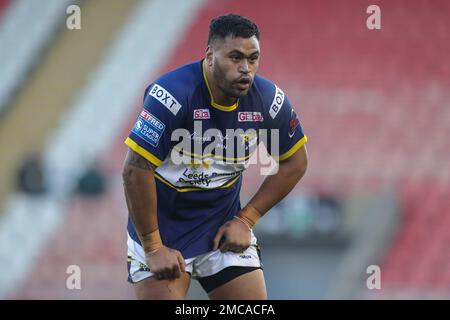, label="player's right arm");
[123,71,188,278]
[122,149,185,280]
